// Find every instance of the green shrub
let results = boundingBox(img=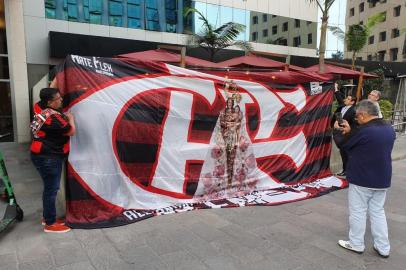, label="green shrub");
[379,99,393,120]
